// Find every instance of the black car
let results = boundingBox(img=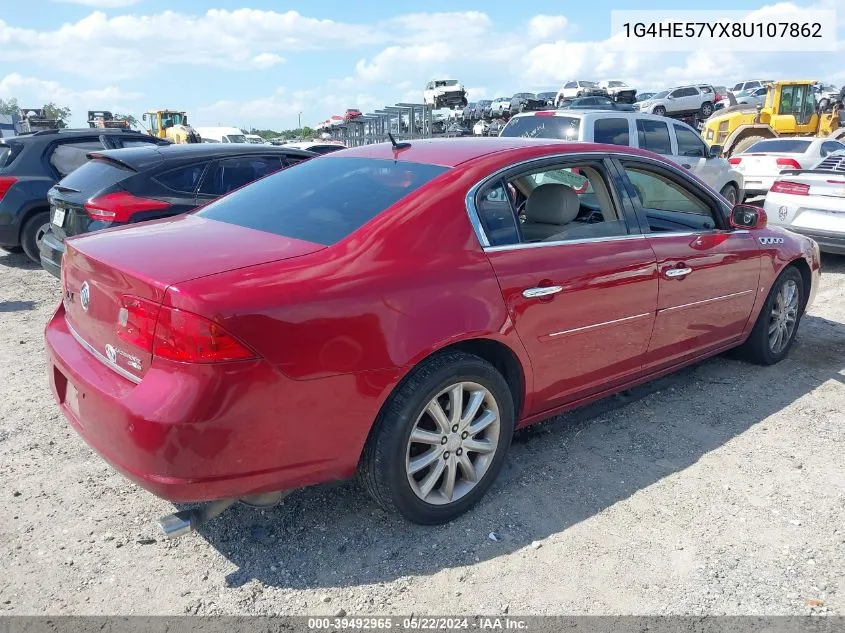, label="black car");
[536,92,557,107]
[558,95,636,111]
[445,122,473,136]
[0,128,171,262]
[39,143,315,278]
[461,102,477,121]
[509,92,547,114]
